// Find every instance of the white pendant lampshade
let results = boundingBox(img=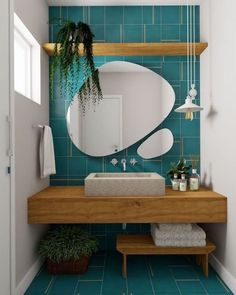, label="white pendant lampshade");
[175,96,203,113]
[175,96,203,121]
